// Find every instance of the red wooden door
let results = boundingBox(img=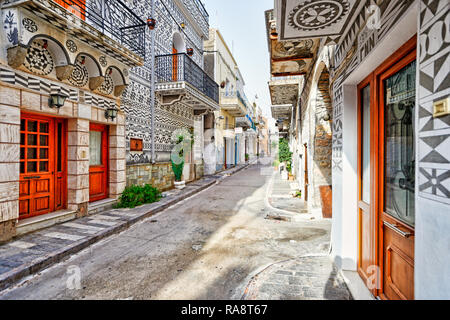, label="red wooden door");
[54,119,67,211]
[357,75,375,289]
[378,48,416,301]
[356,36,416,300]
[89,124,109,202]
[53,0,86,20]
[172,47,178,81]
[19,115,55,219]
